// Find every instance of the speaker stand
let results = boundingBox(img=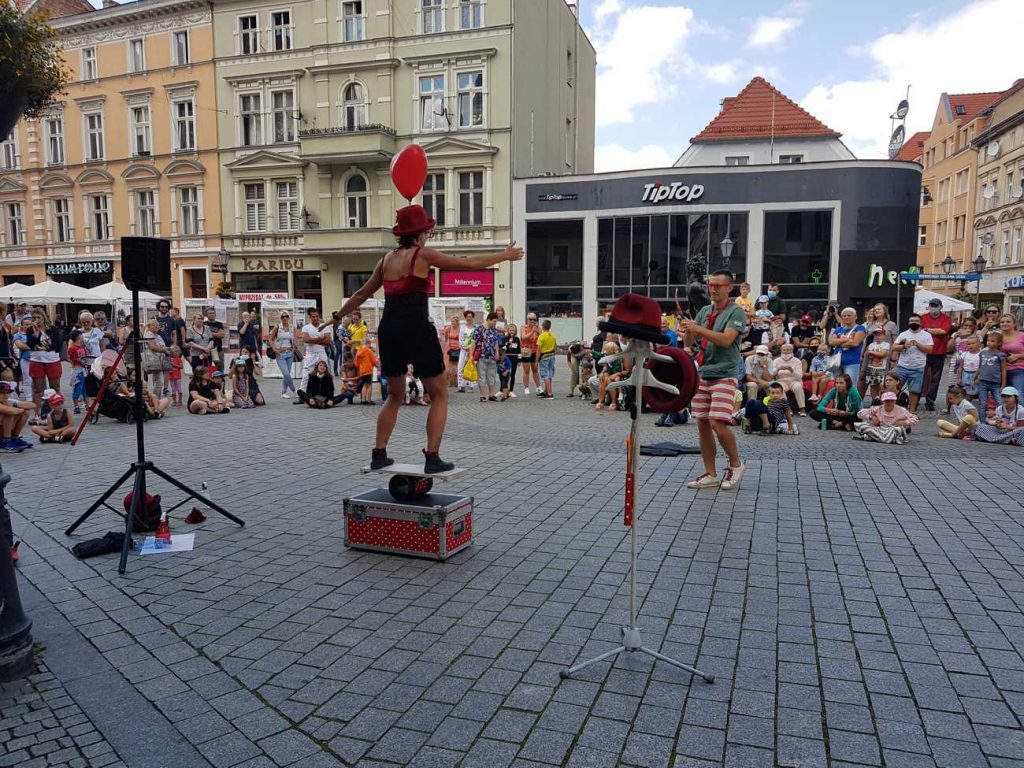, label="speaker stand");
[64,287,245,574]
